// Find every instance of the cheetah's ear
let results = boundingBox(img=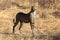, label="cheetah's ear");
[31,6,33,9]
[32,6,36,10]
